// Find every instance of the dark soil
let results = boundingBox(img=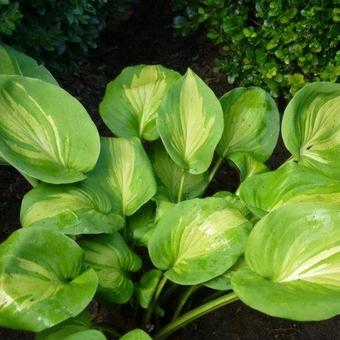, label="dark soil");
[0,0,338,339]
